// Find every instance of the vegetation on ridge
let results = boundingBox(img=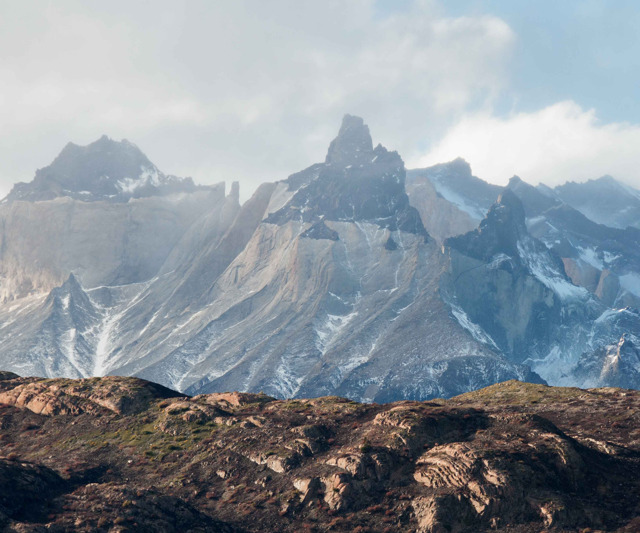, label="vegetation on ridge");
[0,374,638,532]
